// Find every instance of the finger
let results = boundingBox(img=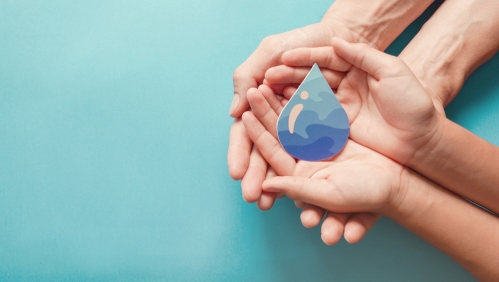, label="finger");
[266,166,277,178]
[266,167,283,199]
[231,71,256,117]
[264,83,300,96]
[280,98,289,108]
[295,200,306,208]
[281,46,351,71]
[247,88,279,138]
[344,213,381,244]
[282,86,297,100]
[240,146,267,202]
[231,23,338,117]
[262,176,353,212]
[227,119,252,180]
[258,84,284,115]
[331,37,404,80]
[258,166,278,209]
[231,41,278,117]
[265,65,344,89]
[242,112,296,176]
[321,213,349,245]
[300,204,326,228]
[257,192,277,210]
